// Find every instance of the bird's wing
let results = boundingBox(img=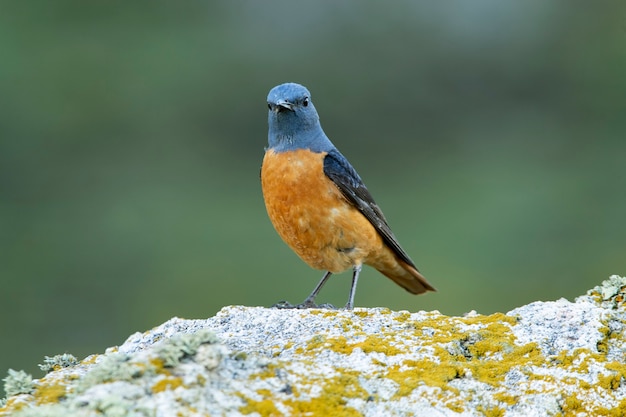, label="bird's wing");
[323,149,417,269]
